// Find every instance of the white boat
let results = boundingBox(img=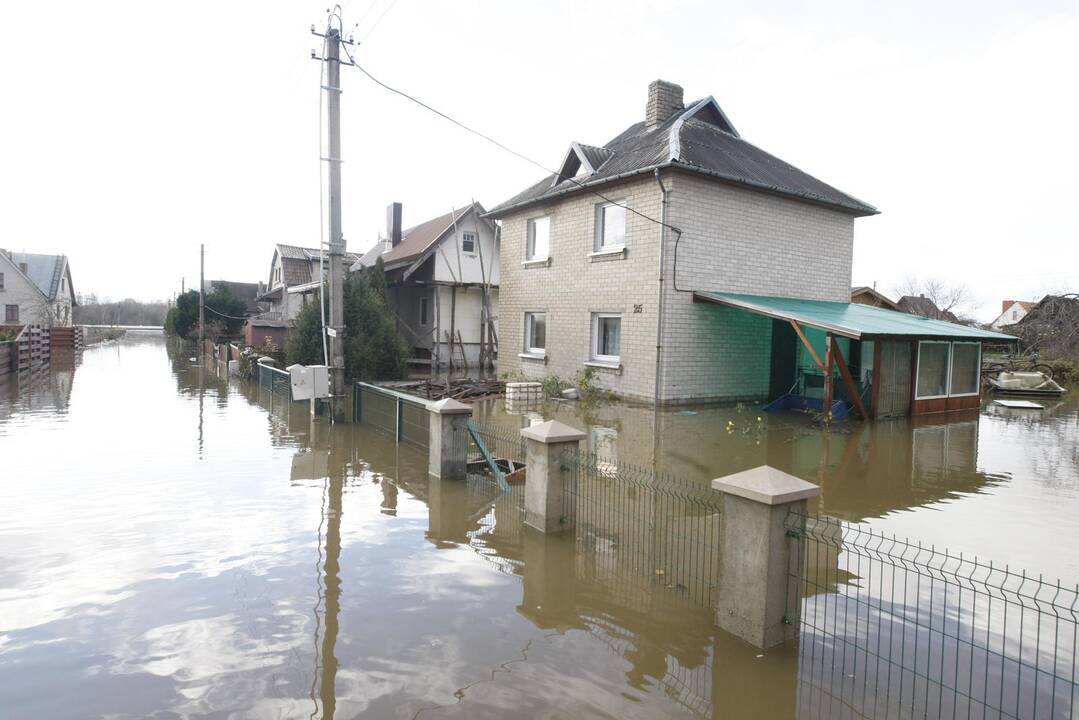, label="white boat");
[987,371,1066,397]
